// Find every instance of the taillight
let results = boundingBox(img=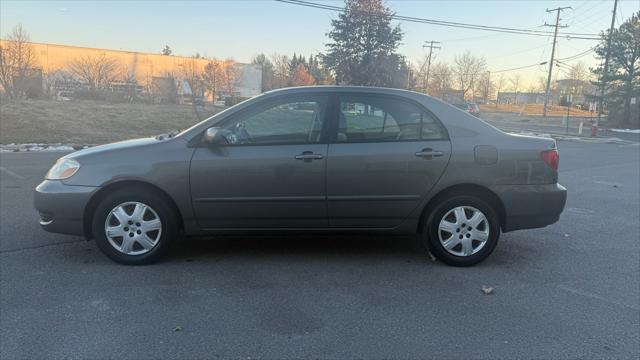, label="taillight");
[541,149,559,171]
